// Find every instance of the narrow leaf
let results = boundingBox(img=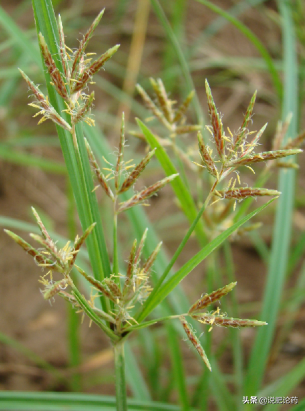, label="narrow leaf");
[138,198,276,321]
